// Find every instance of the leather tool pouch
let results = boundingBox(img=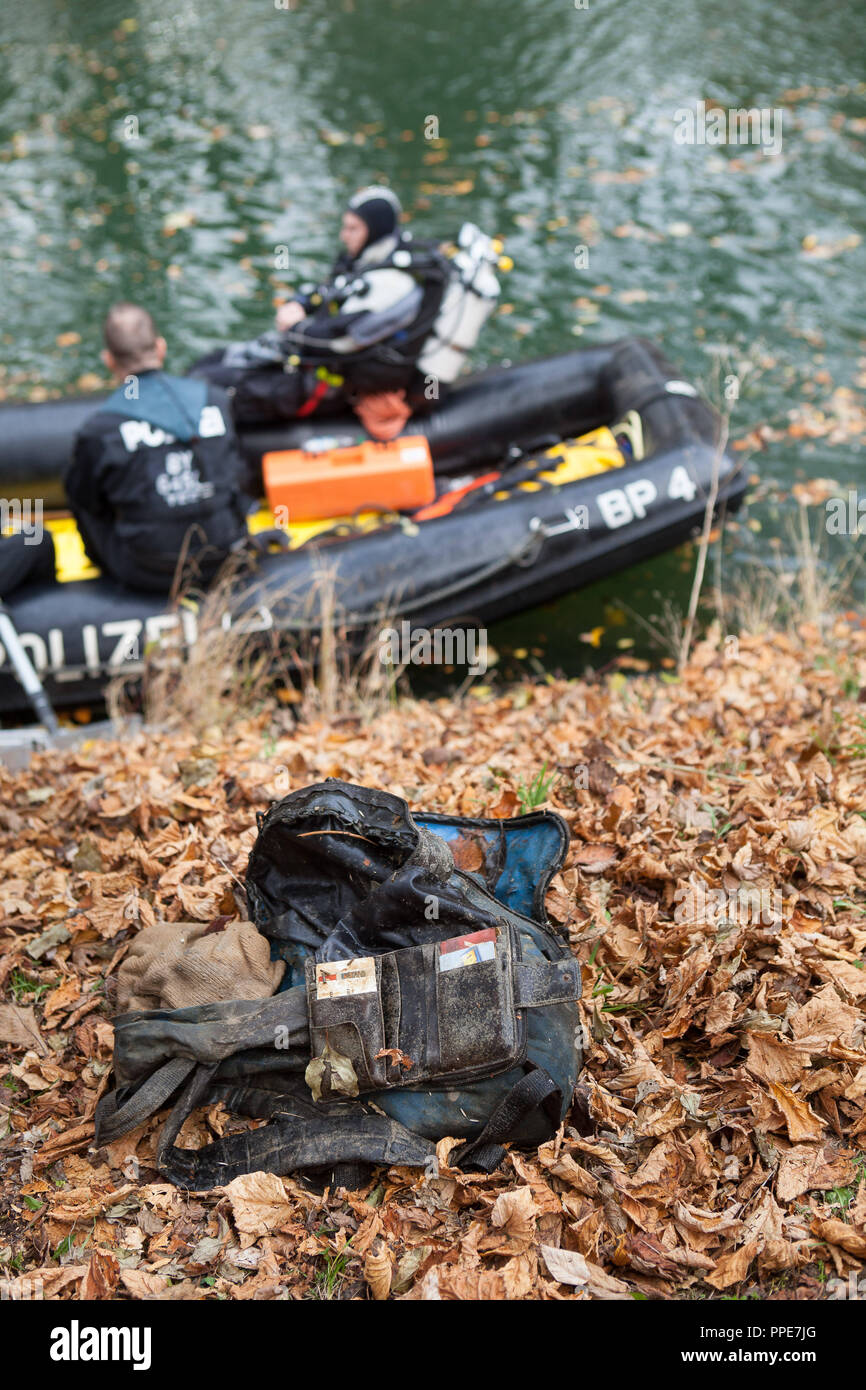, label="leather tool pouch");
[305,921,526,1097]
